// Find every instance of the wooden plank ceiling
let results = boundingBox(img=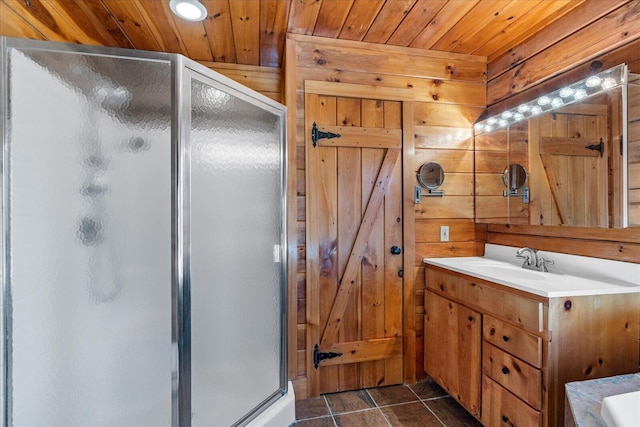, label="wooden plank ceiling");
[0,0,586,68]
